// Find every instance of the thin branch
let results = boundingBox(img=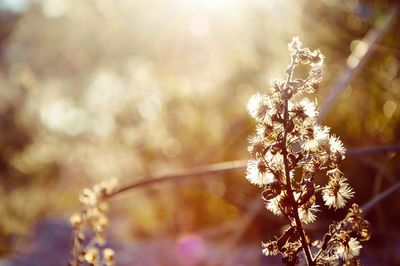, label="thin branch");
[282,52,314,265]
[106,144,399,200]
[362,181,400,215]
[208,198,263,266]
[358,156,397,184]
[347,145,400,156]
[99,142,399,264]
[318,4,400,121]
[106,160,246,199]
[372,43,400,55]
